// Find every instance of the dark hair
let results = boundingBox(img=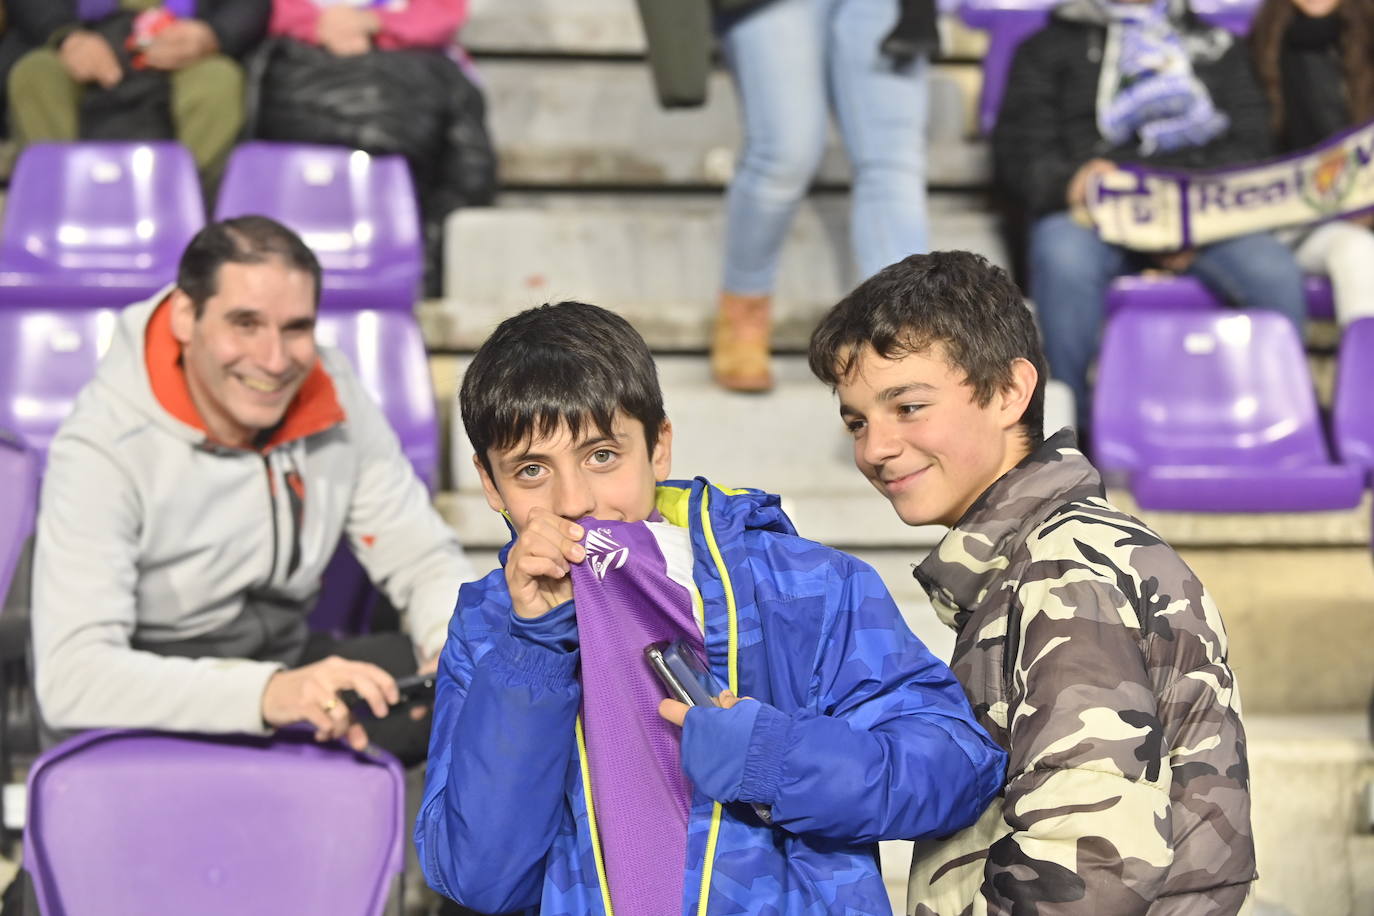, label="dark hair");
[1250,0,1374,139]
[177,215,323,317]
[461,301,667,475]
[808,250,1047,447]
